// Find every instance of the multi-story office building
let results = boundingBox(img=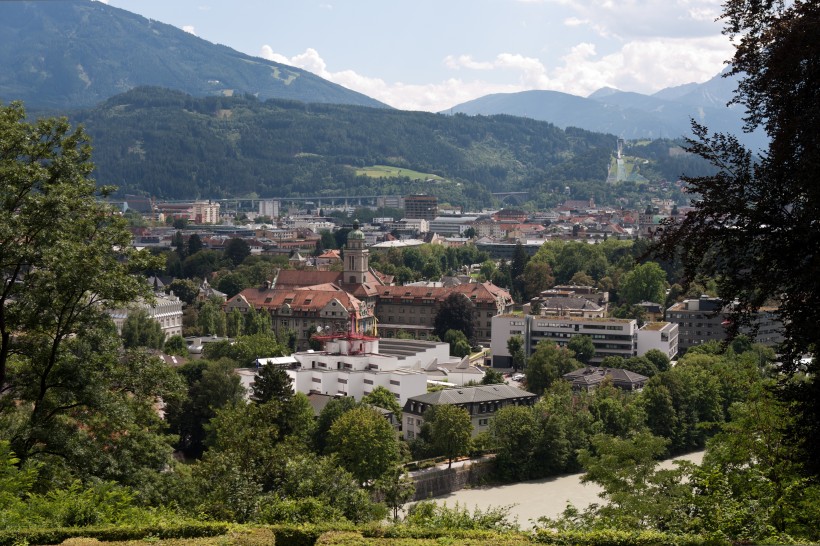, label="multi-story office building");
[666,296,785,353]
[491,315,678,367]
[404,195,438,221]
